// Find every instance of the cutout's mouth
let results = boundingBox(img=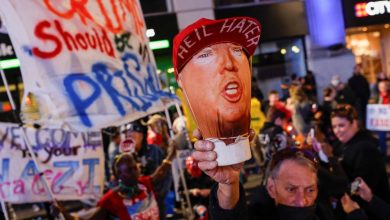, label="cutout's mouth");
[223,81,242,102]
[120,139,135,153]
